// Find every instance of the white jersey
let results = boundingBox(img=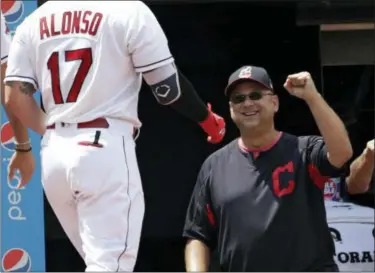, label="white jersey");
[5,1,174,126]
[1,12,11,64]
